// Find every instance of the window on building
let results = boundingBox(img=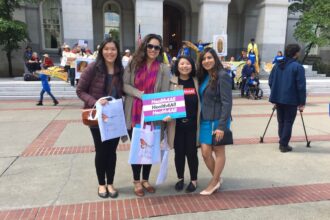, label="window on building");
[104,2,121,44]
[41,0,62,49]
